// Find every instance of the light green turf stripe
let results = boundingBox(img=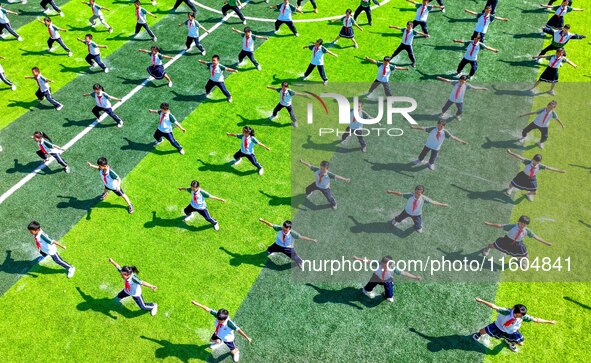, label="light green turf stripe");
[0,0,172,130]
